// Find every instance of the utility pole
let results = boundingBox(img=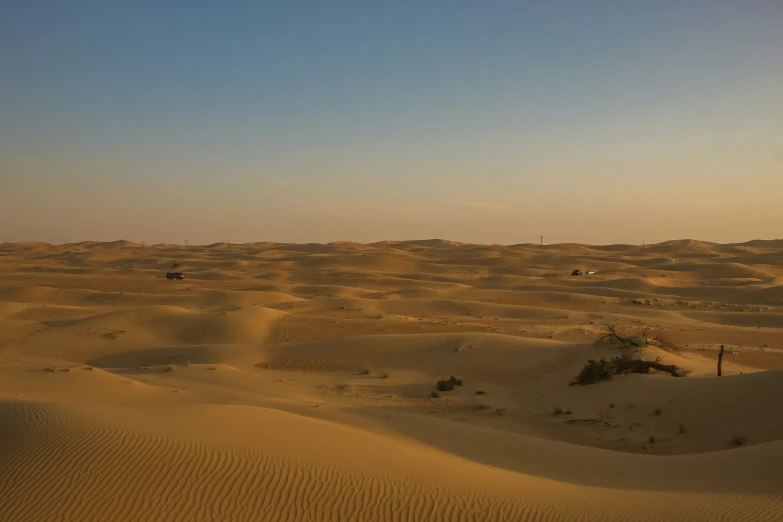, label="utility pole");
[642,240,645,255]
[185,239,188,249]
[540,236,543,249]
[142,241,145,252]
